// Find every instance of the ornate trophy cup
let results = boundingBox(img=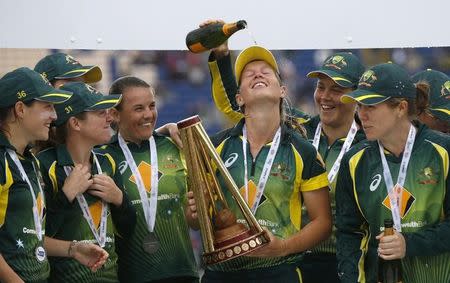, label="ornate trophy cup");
[177,116,269,265]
